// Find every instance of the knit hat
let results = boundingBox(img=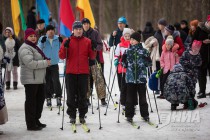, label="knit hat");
[130,32,141,42]
[192,40,202,50]
[72,21,83,30]
[165,35,174,46]
[4,27,14,35]
[181,20,188,25]
[165,25,175,34]
[46,25,55,32]
[24,28,36,40]
[82,18,91,24]
[118,16,127,25]
[123,28,132,36]
[36,19,45,24]
[158,18,167,26]
[207,15,210,22]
